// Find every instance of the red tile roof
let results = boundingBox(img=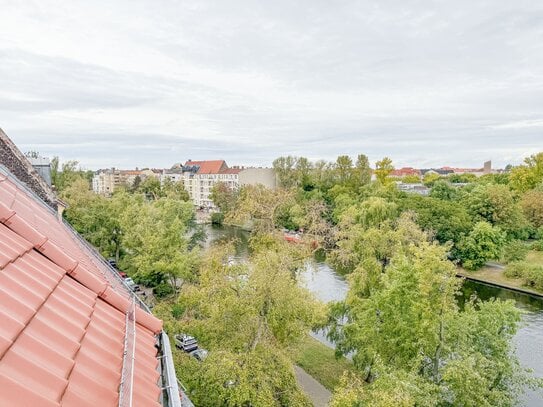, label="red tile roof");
[0,171,164,407]
[184,160,227,174]
[390,167,421,177]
